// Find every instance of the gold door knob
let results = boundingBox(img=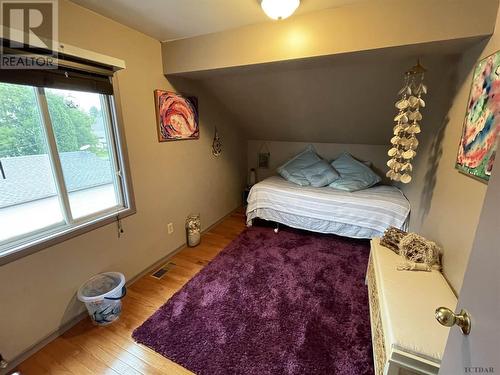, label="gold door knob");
[435,307,471,335]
